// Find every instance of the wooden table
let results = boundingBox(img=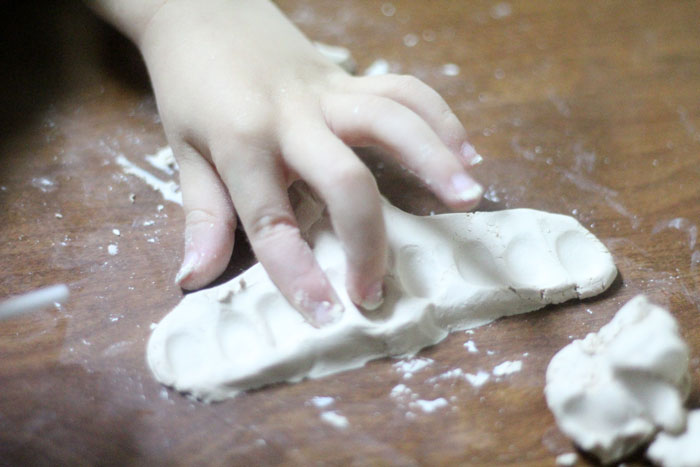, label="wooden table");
[1,1,698,465]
